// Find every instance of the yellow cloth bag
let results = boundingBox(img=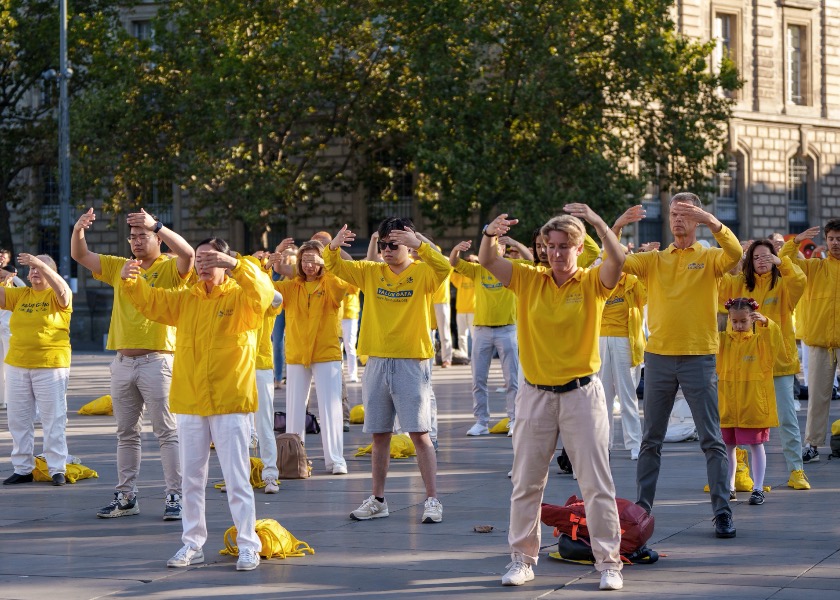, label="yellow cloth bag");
[219,519,315,559]
[489,418,510,434]
[355,433,416,458]
[78,395,113,415]
[214,457,269,490]
[703,447,770,493]
[831,419,840,436]
[349,404,365,424]
[32,457,98,484]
